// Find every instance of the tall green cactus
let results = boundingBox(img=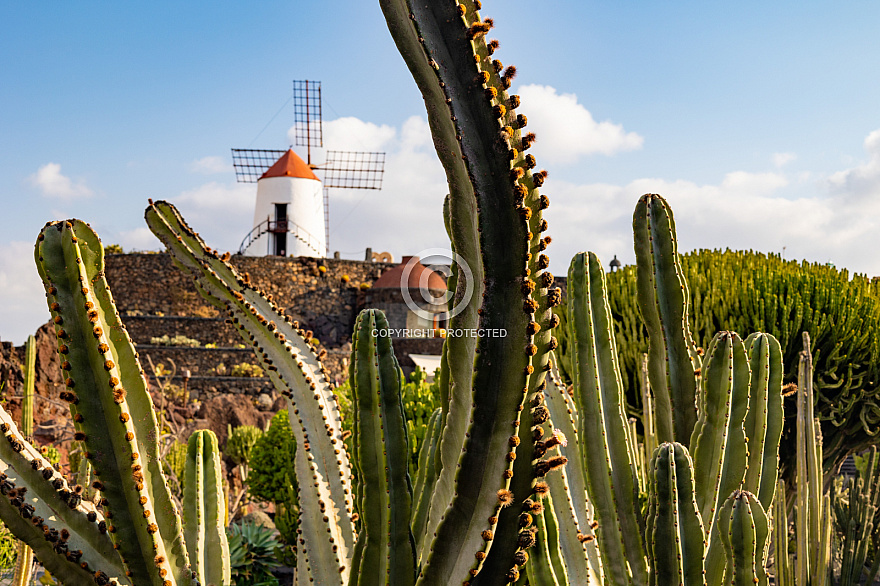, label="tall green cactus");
[633,195,700,447]
[0,219,235,585]
[717,491,770,586]
[348,309,417,586]
[833,447,880,585]
[184,430,230,586]
[567,251,646,585]
[646,442,704,586]
[146,201,355,585]
[773,333,831,586]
